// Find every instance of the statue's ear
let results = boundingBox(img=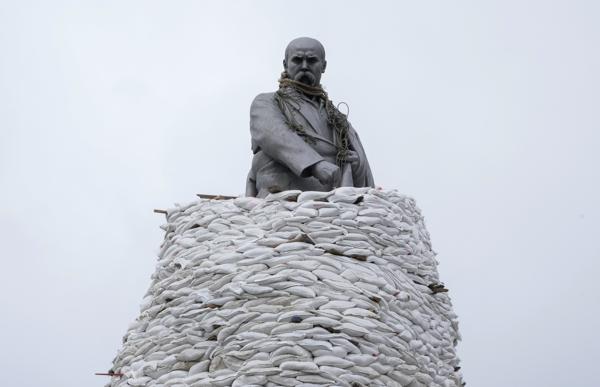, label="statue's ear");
[322,60,327,73]
[283,59,287,70]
